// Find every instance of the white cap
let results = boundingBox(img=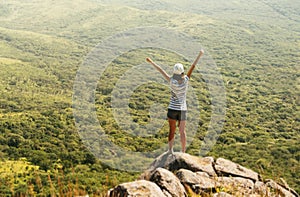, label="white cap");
[173,63,184,75]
